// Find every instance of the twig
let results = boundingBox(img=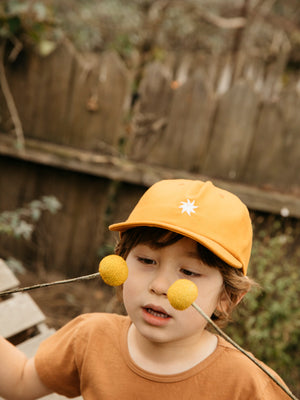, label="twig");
[0,41,25,148]
[192,302,298,400]
[197,11,246,29]
[8,36,23,62]
[0,273,100,296]
[149,1,247,30]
